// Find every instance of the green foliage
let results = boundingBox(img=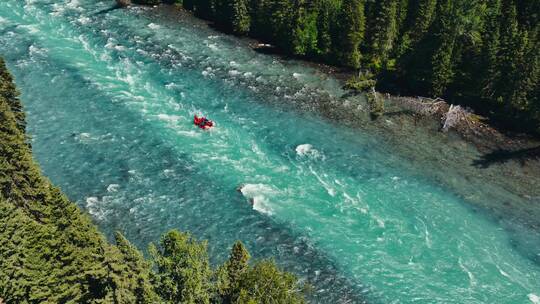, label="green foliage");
[0,58,24,133]
[149,230,214,304]
[334,0,365,68]
[367,0,399,70]
[213,0,251,35]
[291,0,319,56]
[366,89,385,119]
[216,241,250,301]
[183,0,539,132]
[234,260,306,304]
[344,71,376,92]
[0,58,157,303]
[0,58,307,303]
